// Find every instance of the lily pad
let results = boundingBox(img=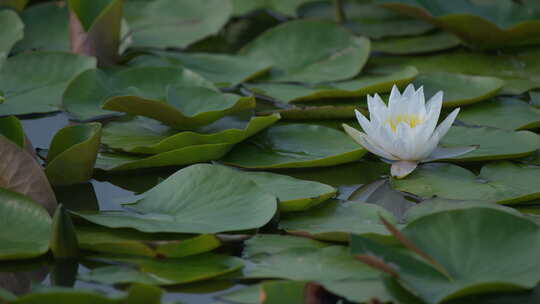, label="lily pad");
[458,98,540,130]
[242,234,329,258]
[377,0,540,49]
[0,10,23,68]
[124,0,233,49]
[222,124,367,169]
[372,31,461,55]
[391,162,540,205]
[95,143,233,171]
[233,0,320,16]
[0,188,51,260]
[45,123,102,185]
[242,170,336,212]
[80,253,244,286]
[280,200,396,242]
[439,126,540,161]
[245,66,418,103]
[0,116,24,148]
[77,225,220,258]
[130,52,271,87]
[102,114,280,154]
[102,86,255,129]
[352,206,540,304]
[412,72,503,107]
[0,52,96,115]
[63,66,215,121]
[241,20,370,83]
[75,164,277,233]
